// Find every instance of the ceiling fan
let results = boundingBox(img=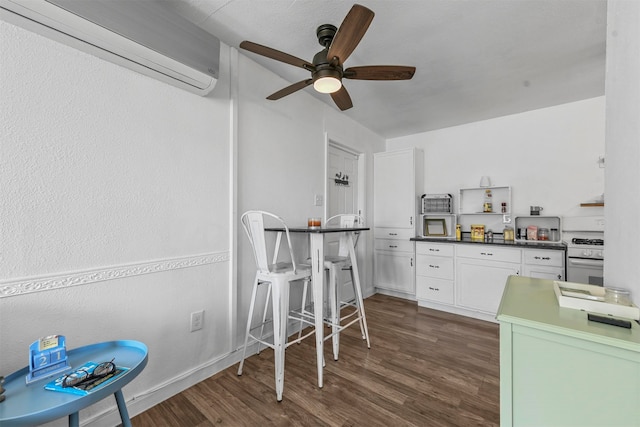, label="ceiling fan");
[239,4,416,111]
